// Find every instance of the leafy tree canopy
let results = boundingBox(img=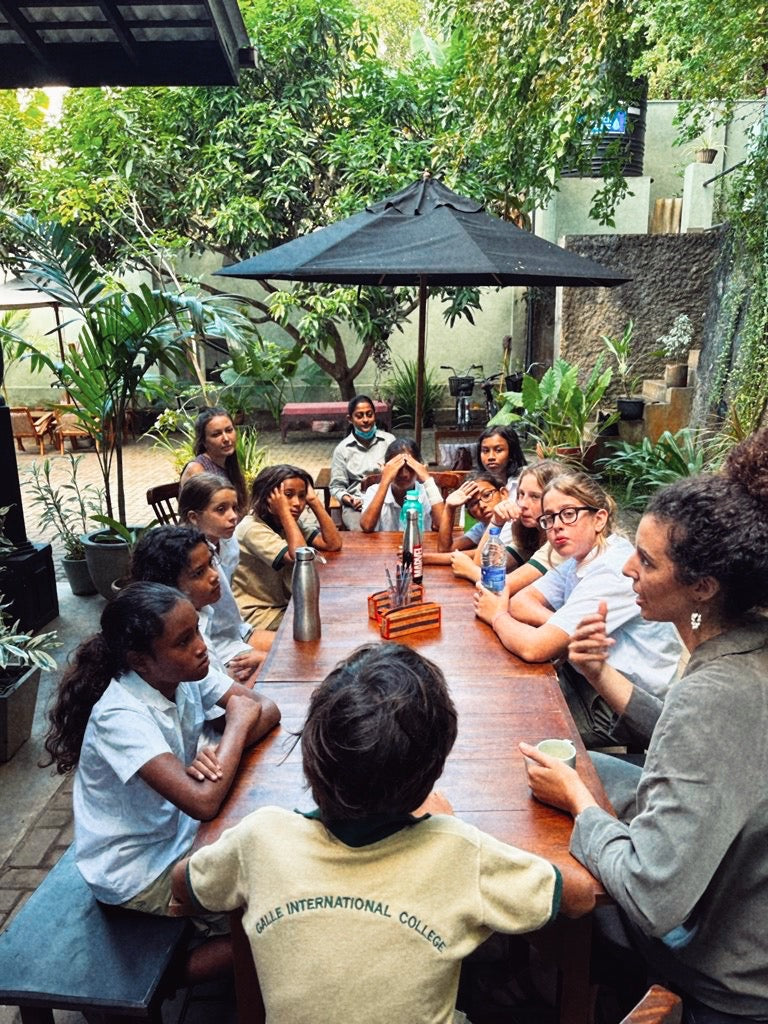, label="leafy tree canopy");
[4,0,496,398]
